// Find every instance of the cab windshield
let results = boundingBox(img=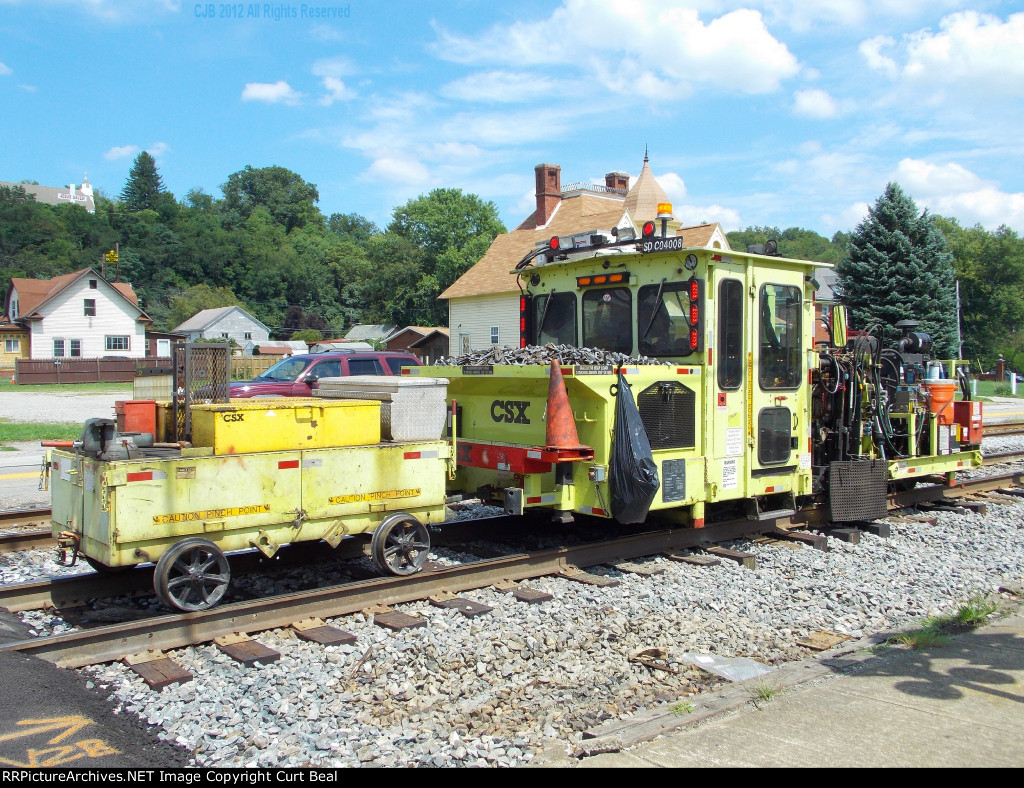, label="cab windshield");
[256,357,308,382]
